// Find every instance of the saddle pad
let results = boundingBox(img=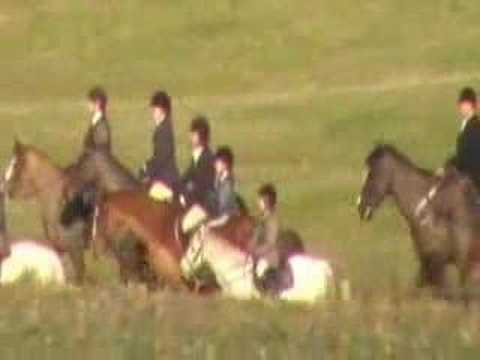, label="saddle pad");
[149,181,173,202]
